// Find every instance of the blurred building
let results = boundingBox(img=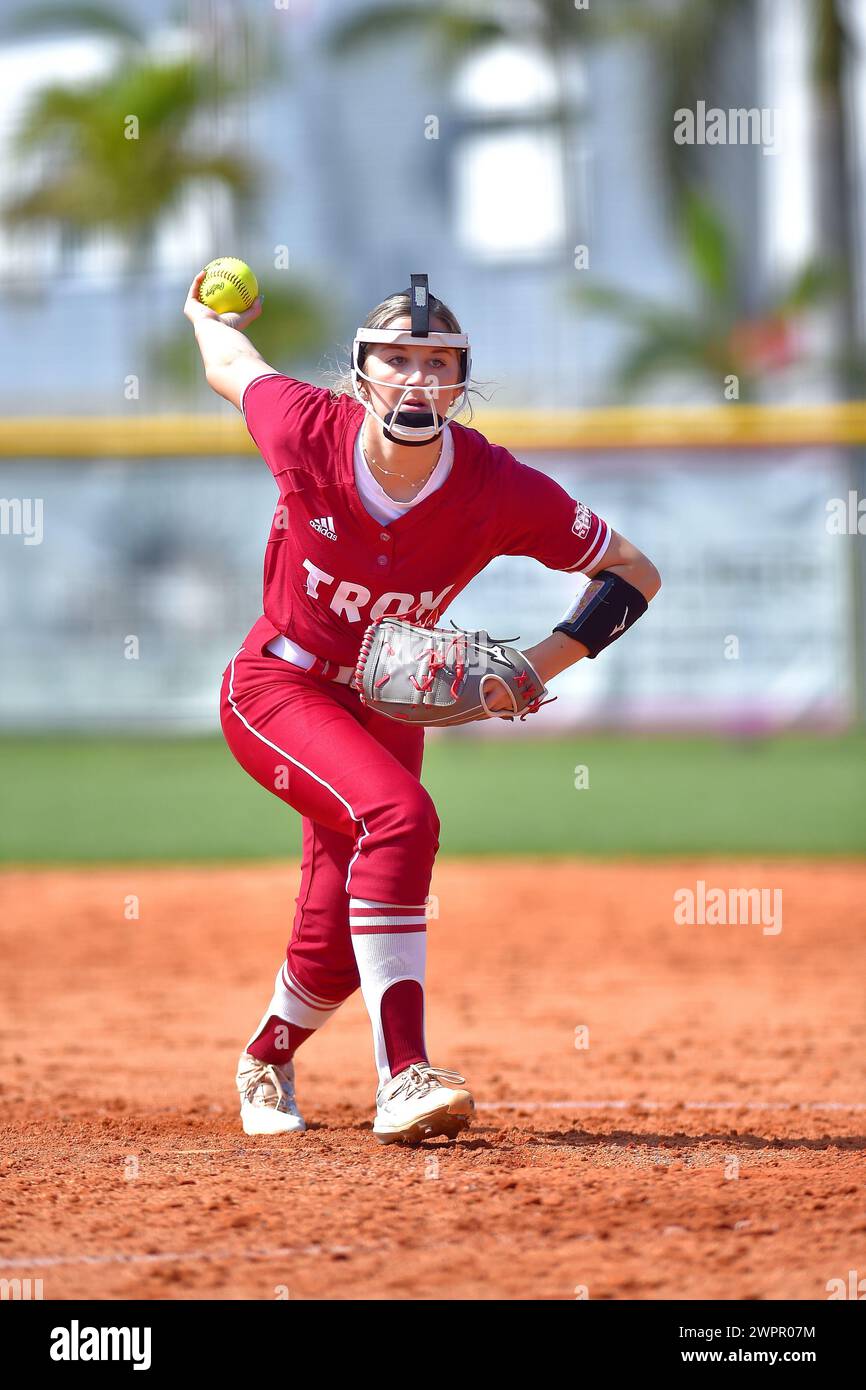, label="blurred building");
[0,0,796,412]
